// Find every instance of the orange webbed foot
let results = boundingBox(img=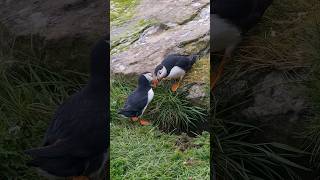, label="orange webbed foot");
[139,119,151,126]
[171,82,180,92]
